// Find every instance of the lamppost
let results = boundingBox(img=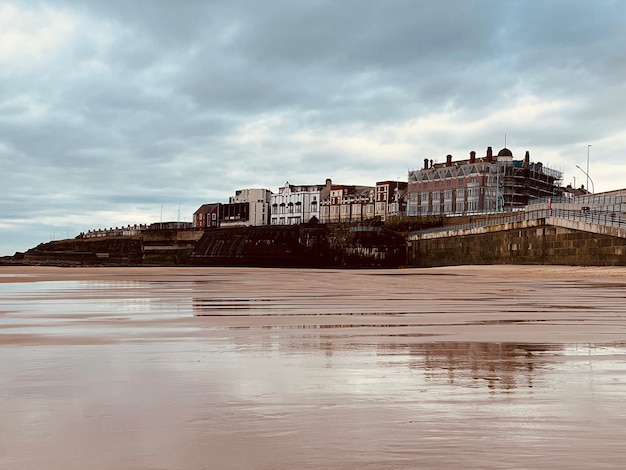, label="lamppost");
[495,164,502,211]
[576,165,595,194]
[586,144,591,193]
